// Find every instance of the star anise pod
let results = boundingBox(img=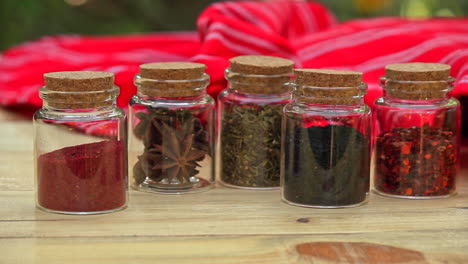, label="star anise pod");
[152,126,206,184]
[133,112,151,139]
[133,148,164,184]
[133,108,168,138]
